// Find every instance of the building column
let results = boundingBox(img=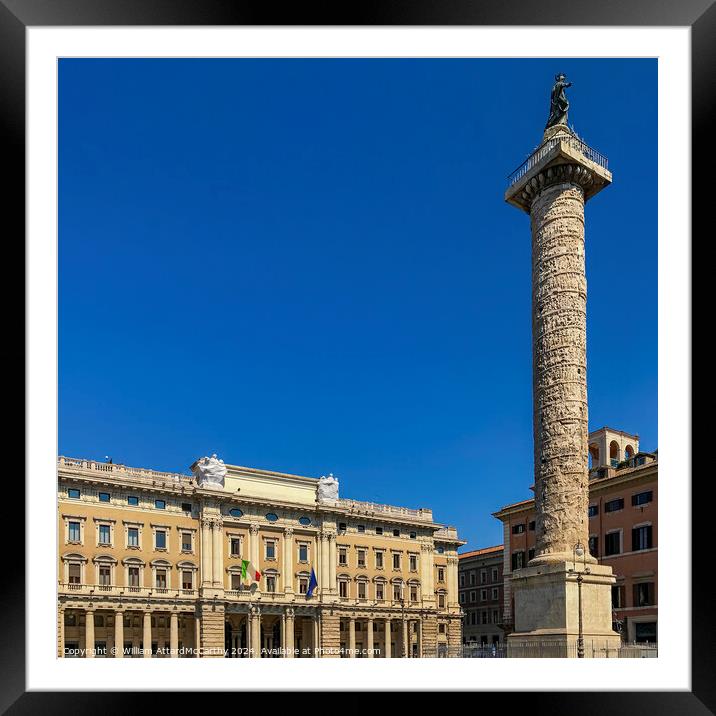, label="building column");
[401,618,408,658]
[283,528,294,594]
[143,610,152,658]
[313,615,320,658]
[201,519,212,586]
[348,617,356,658]
[85,608,95,658]
[250,607,261,658]
[114,610,124,658]
[416,618,423,658]
[194,613,201,657]
[212,520,222,587]
[366,618,374,658]
[58,607,65,658]
[384,620,392,659]
[285,608,295,658]
[320,532,330,596]
[170,611,179,657]
[250,524,260,572]
[328,533,337,594]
